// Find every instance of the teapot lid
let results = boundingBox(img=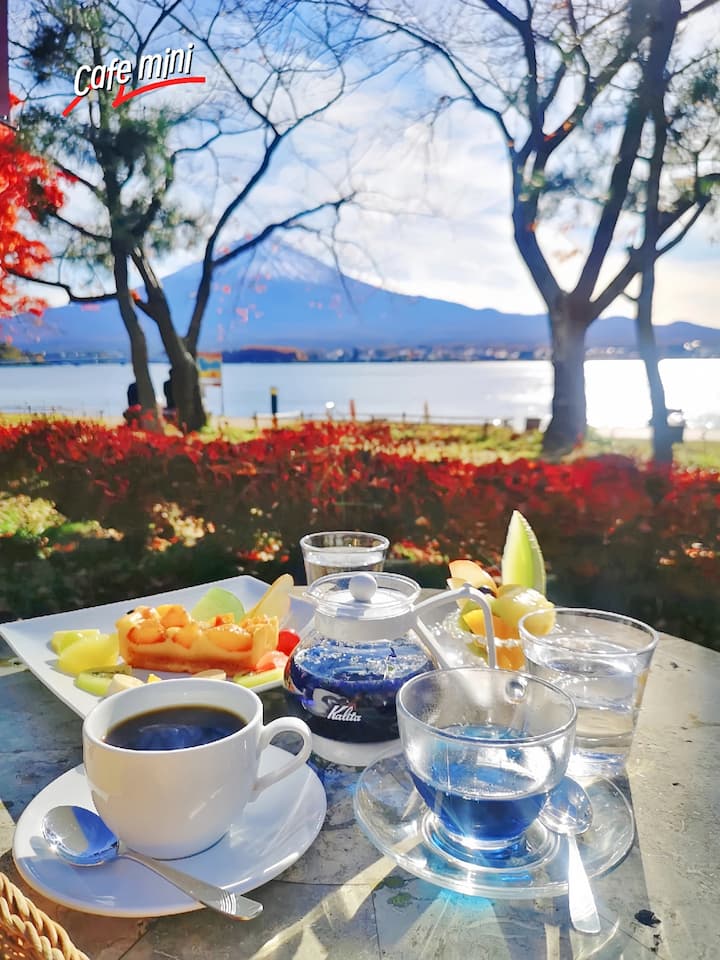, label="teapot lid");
[307,572,421,642]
